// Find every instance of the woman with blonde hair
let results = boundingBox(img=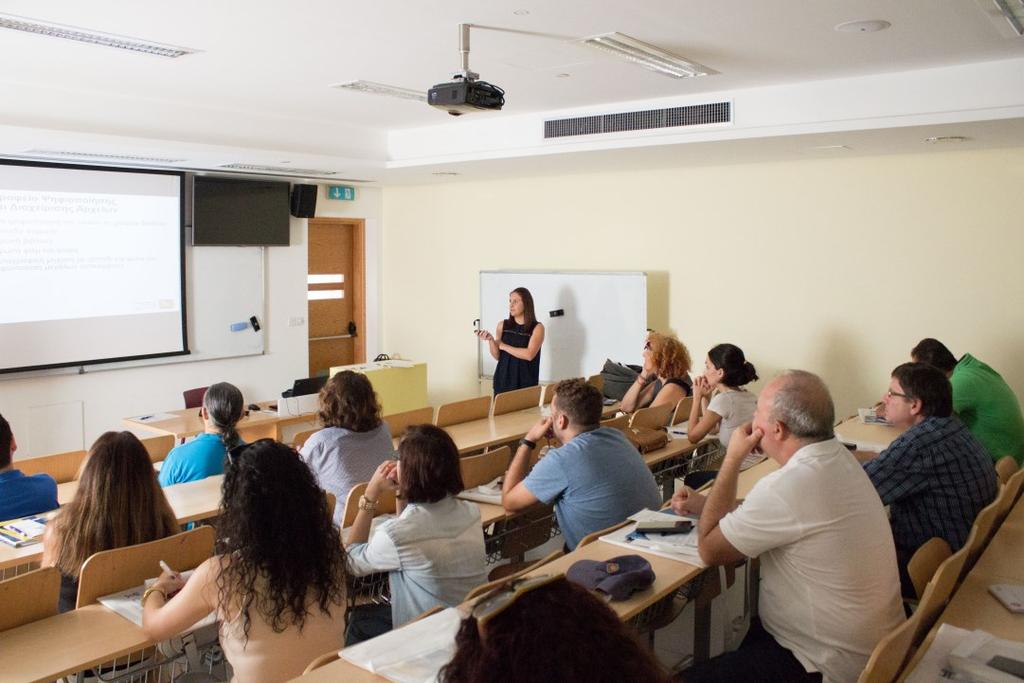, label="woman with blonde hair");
[300,370,393,526]
[619,332,693,413]
[42,431,179,612]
